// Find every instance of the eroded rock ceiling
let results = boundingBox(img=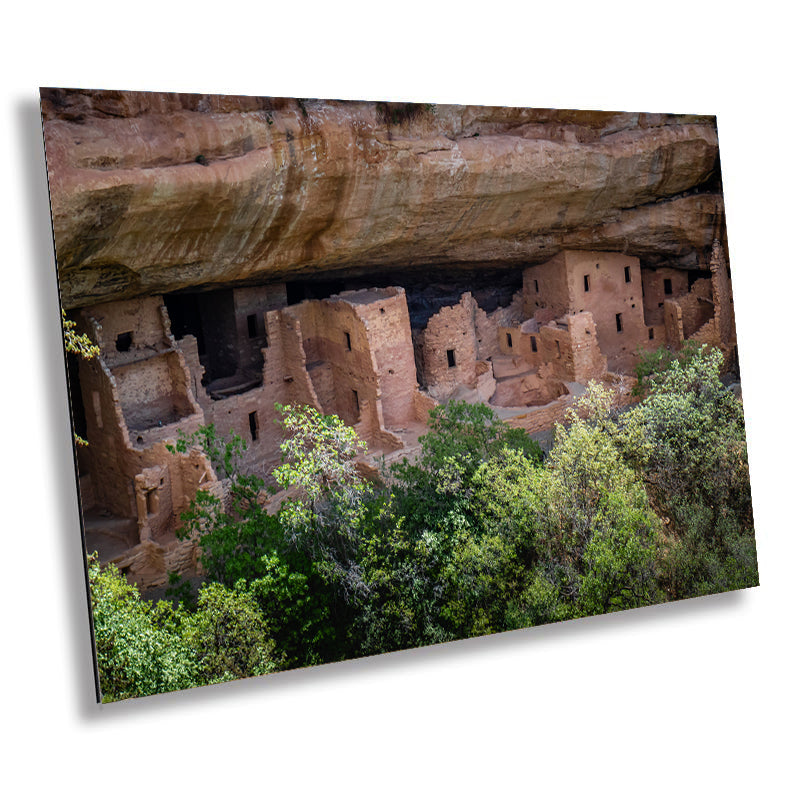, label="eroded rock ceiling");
[41,90,724,309]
